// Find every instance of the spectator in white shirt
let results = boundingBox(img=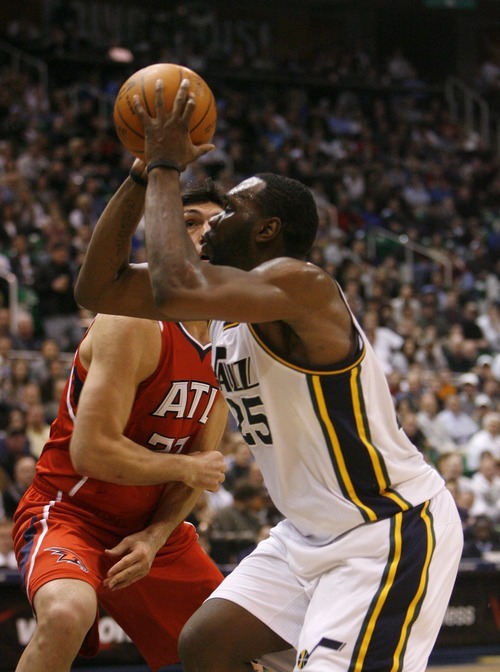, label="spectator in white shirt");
[469,451,500,520]
[361,310,404,375]
[436,393,479,448]
[466,413,500,473]
[416,391,459,457]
